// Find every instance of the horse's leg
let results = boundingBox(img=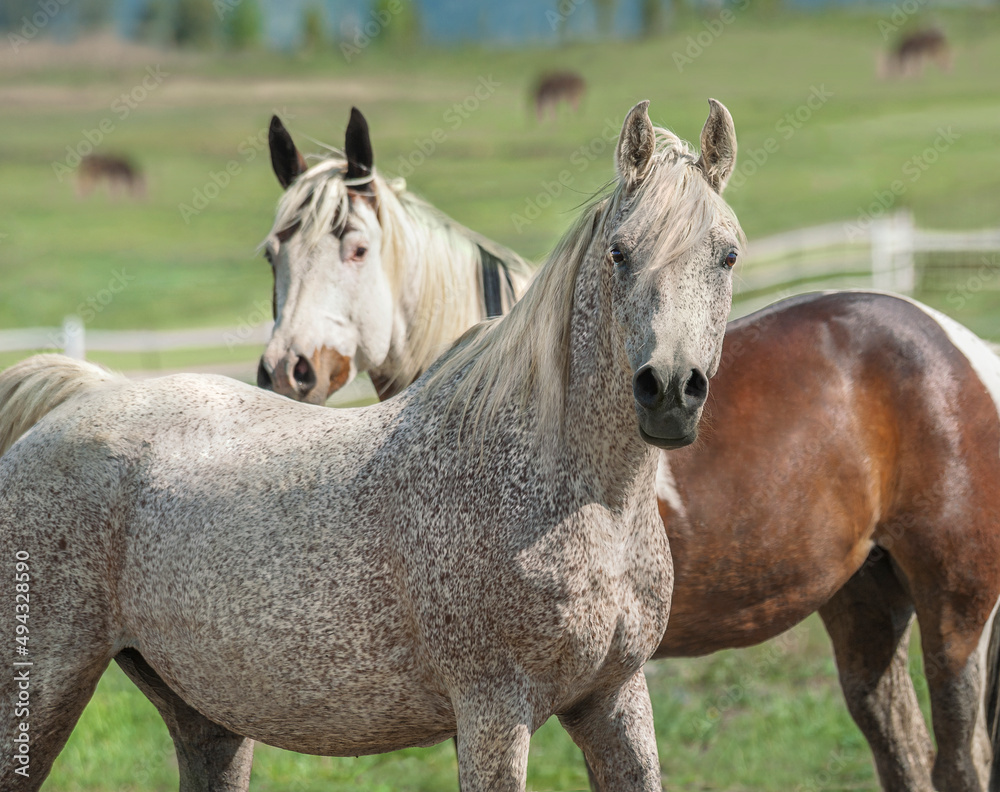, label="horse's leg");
[916,609,995,792]
[583,756,603,792]
[912,598,996,792]
[879,490,1000,792]
[558,670,661,792]
[0,642,109,791]
[115,649,254,792]
[818,550,934,791]
[452,688,532,792]
[878,520,1000,792]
